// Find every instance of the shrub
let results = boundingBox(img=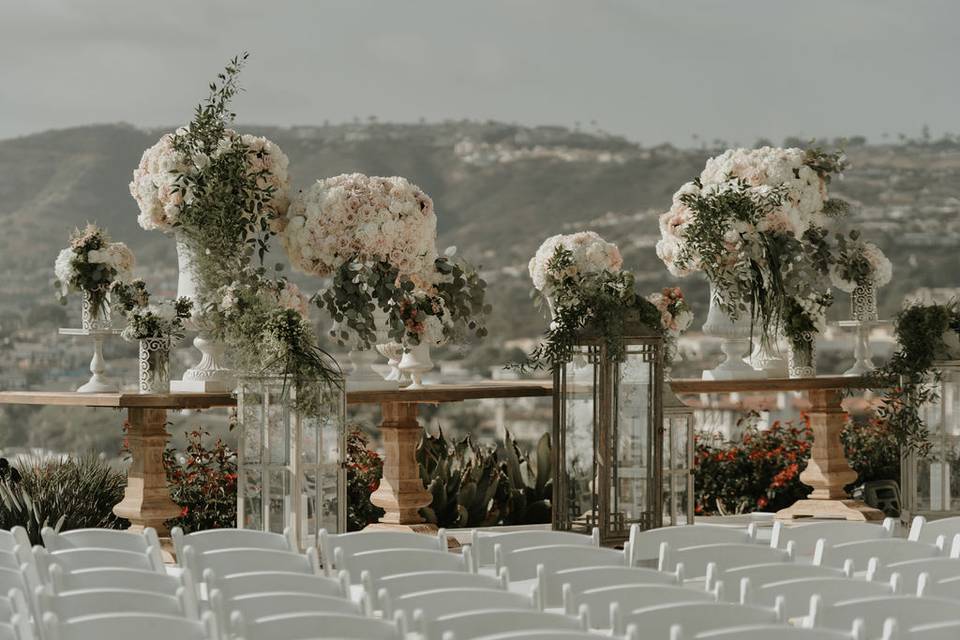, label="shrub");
[163,430,237,533]
[0,455,128,545]
[345,426,385,531]
[841,416,901,486]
